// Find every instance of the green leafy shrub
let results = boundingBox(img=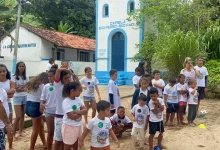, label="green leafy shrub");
[205,60,220,90]
[152,30,206,77]
[201,23,220,60]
